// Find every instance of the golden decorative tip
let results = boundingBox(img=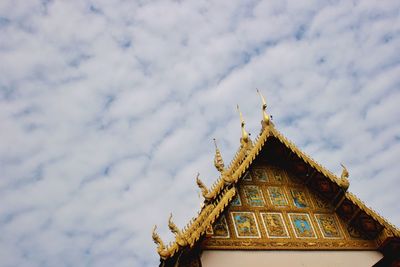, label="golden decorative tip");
[340,163,349,179]
[152,225,165,250]
[167,213,188,247]
[237,104,245,127]
[152,225,157,240]
[237,104,249,143]
[339,163,350,190]
[196,173,209,197]
[257,89,270,125]
[168,213,180,235]
[213,138,225,172]
[257,88,267,109]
